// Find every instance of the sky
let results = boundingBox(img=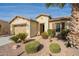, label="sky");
[0,3,72,21]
